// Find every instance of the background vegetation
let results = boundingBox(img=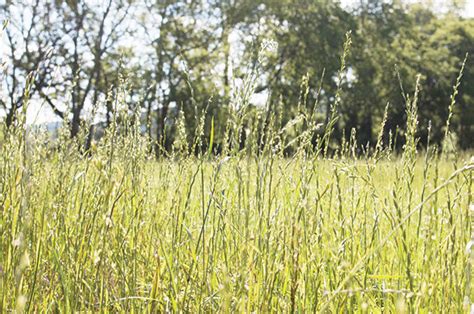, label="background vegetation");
[1,0,473,153]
